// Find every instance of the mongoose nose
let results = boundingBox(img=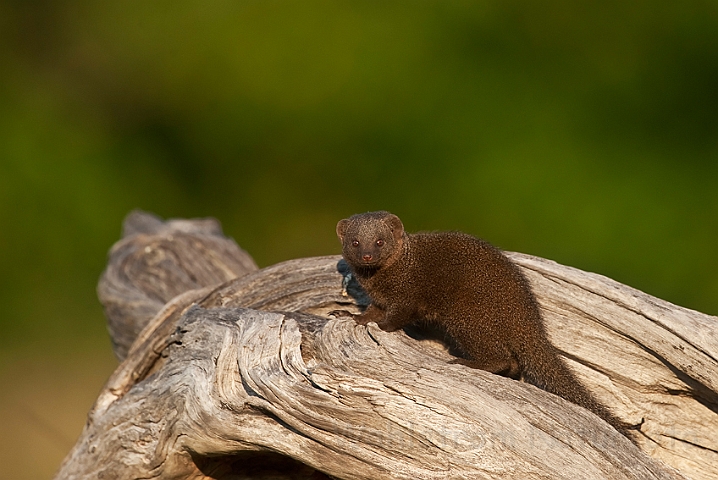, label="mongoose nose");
[362,254,373,262]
